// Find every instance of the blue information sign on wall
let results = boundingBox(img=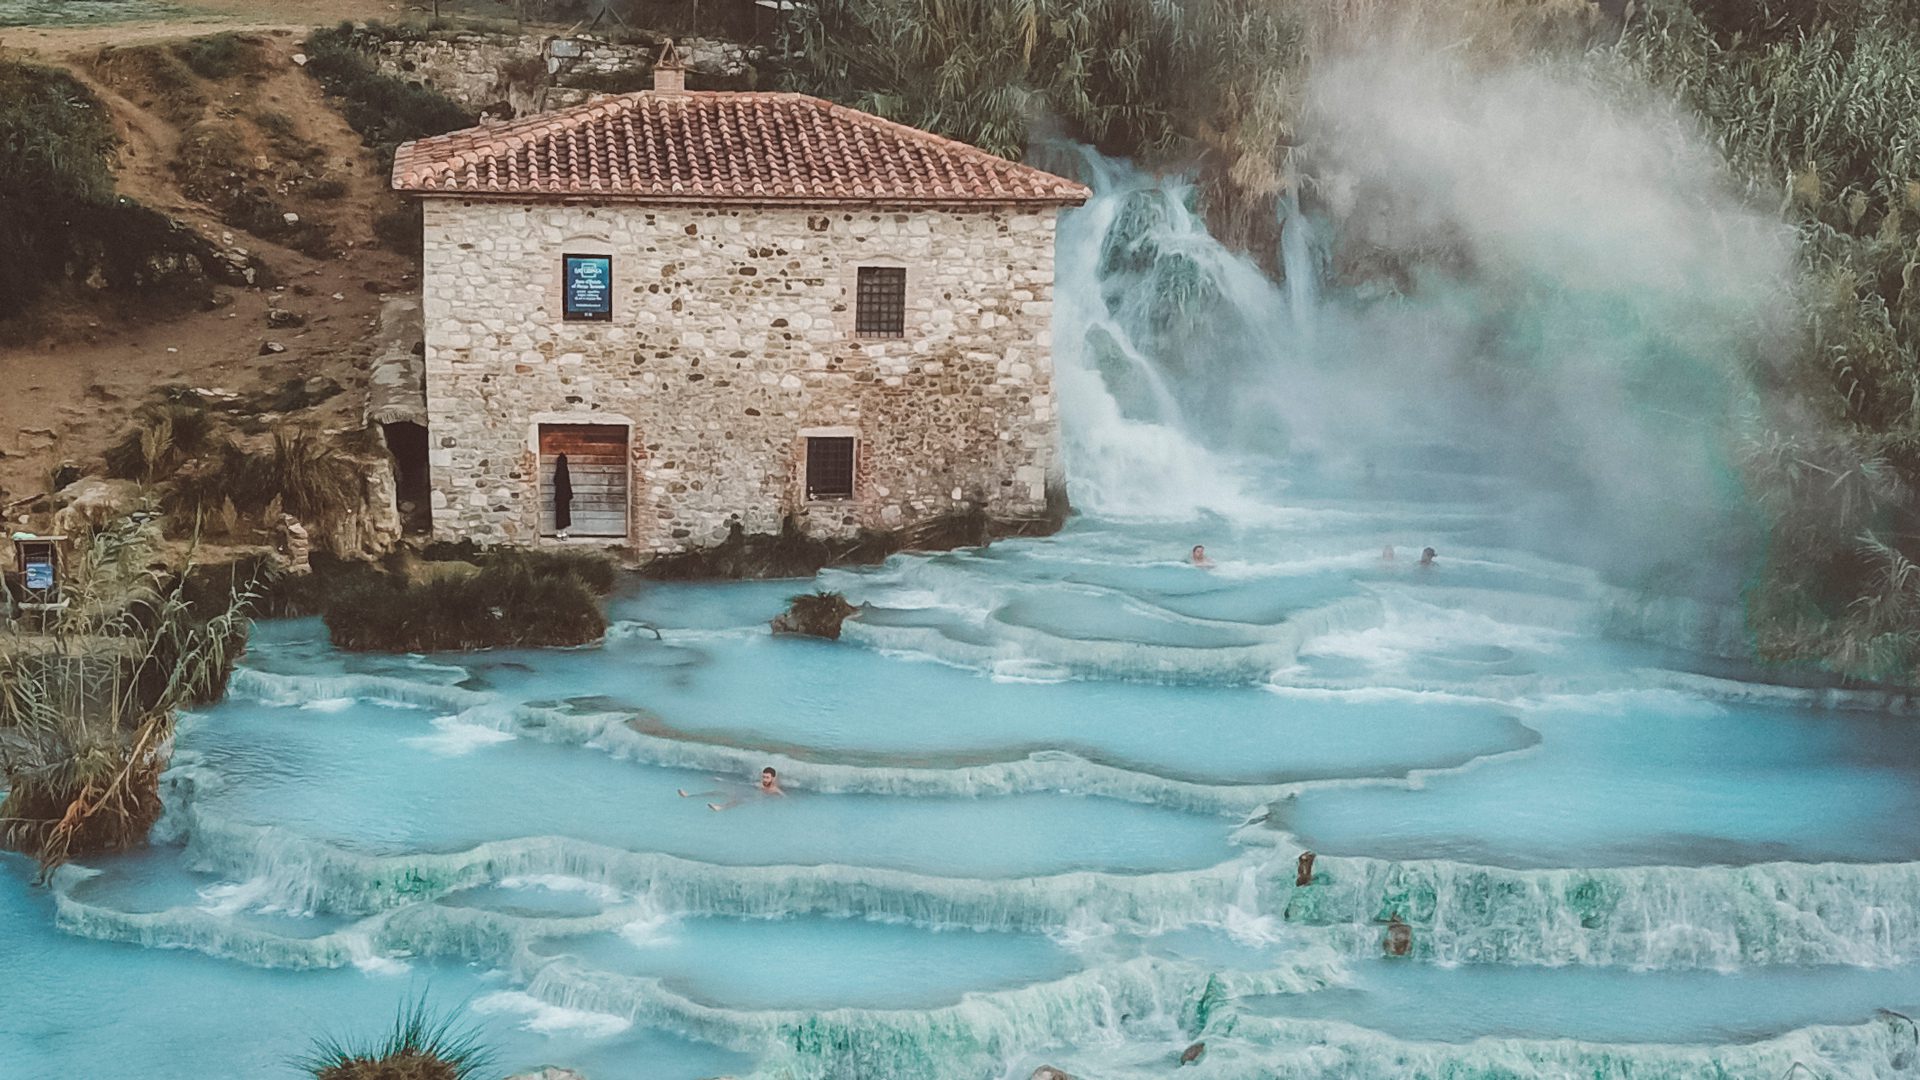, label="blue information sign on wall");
[563,254,612,320]
[25,560,53,592]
